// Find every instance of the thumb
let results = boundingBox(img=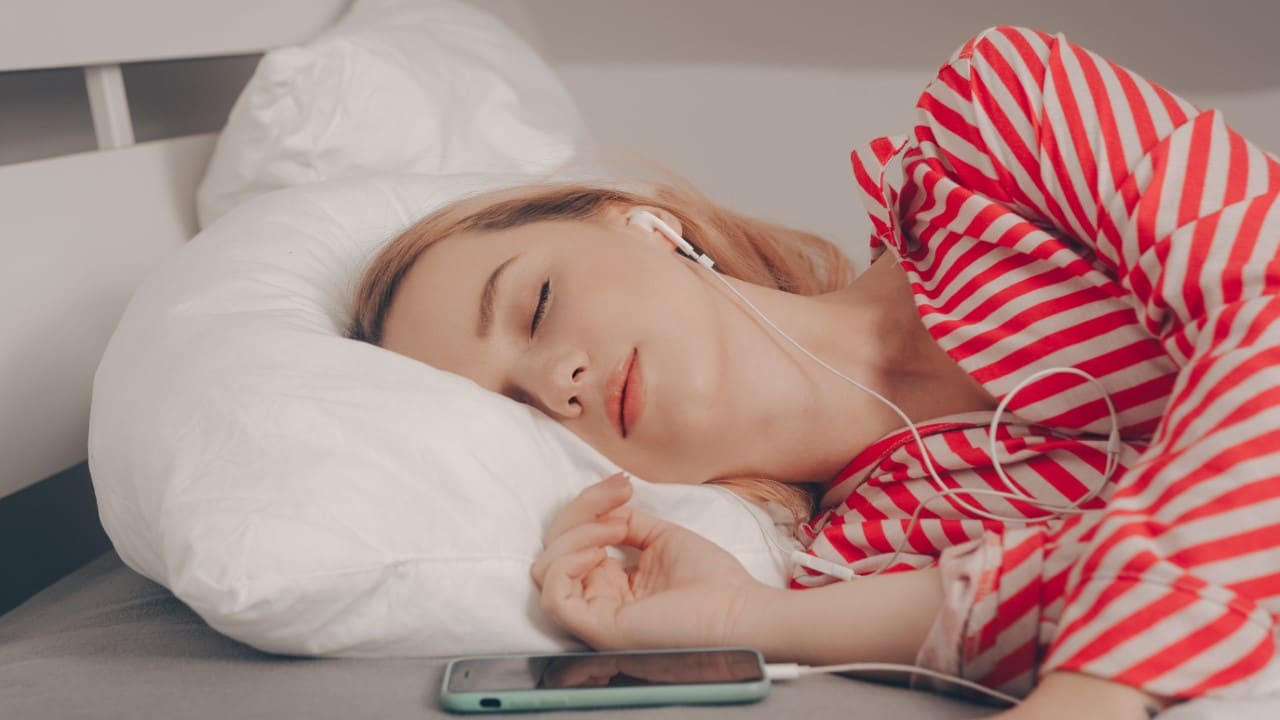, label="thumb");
[619,506,680,550]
